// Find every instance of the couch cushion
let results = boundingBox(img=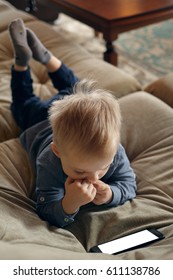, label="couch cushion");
[144,73,173,108]
[0,0,35,33]
[119,91,173,162]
